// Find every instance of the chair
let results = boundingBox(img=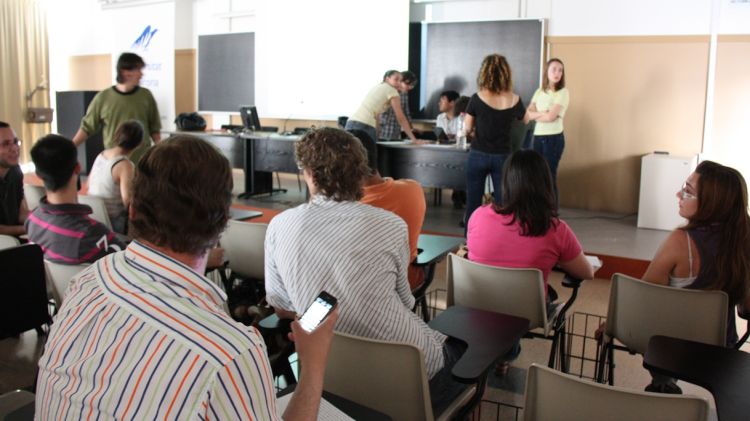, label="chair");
[447,253,583,371]
[0,244,51,339]
[0,389,35,421]
[44,260,89,307]
[524,364,709,421]
[23,184,45,210]
[77,195,113,230]
[0,234,20,250]
[220,220,267,282]
[324,332,476,421]
[596,273,728,385]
